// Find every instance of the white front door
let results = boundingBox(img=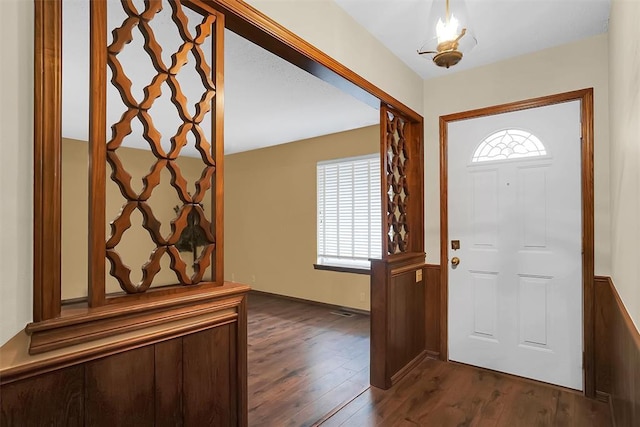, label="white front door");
[447,101,583,390]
